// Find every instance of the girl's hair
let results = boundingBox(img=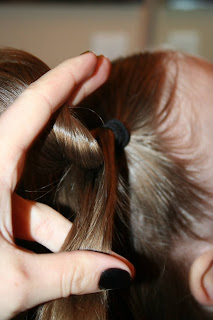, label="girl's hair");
[0,48,212,320]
